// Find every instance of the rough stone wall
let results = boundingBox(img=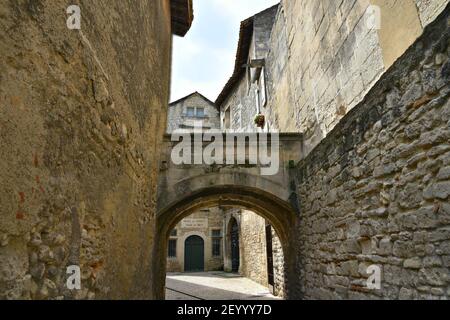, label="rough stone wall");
[271,229,285,298]
[265,0,449,154]
[167,93,220,133]
[166,208,224,272]
[239,210,268,287]
[294,8,450,299]
[0,0,172,299]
